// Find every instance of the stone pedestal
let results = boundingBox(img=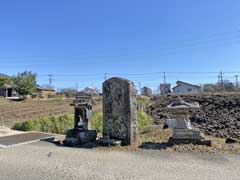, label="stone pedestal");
[172,129,201,140]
